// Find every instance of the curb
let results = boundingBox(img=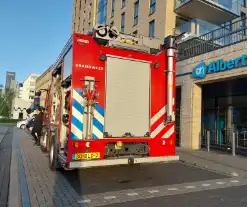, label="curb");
[178,152,247,178]
[8,127,21,207]
[179,159,235,177]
